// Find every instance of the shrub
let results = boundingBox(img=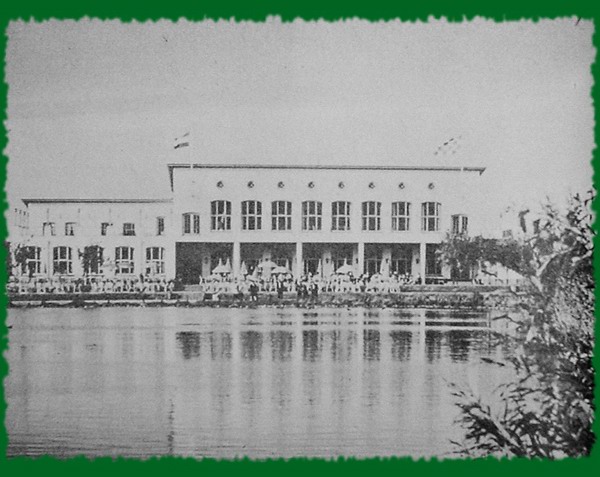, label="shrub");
[444,191,595,458]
